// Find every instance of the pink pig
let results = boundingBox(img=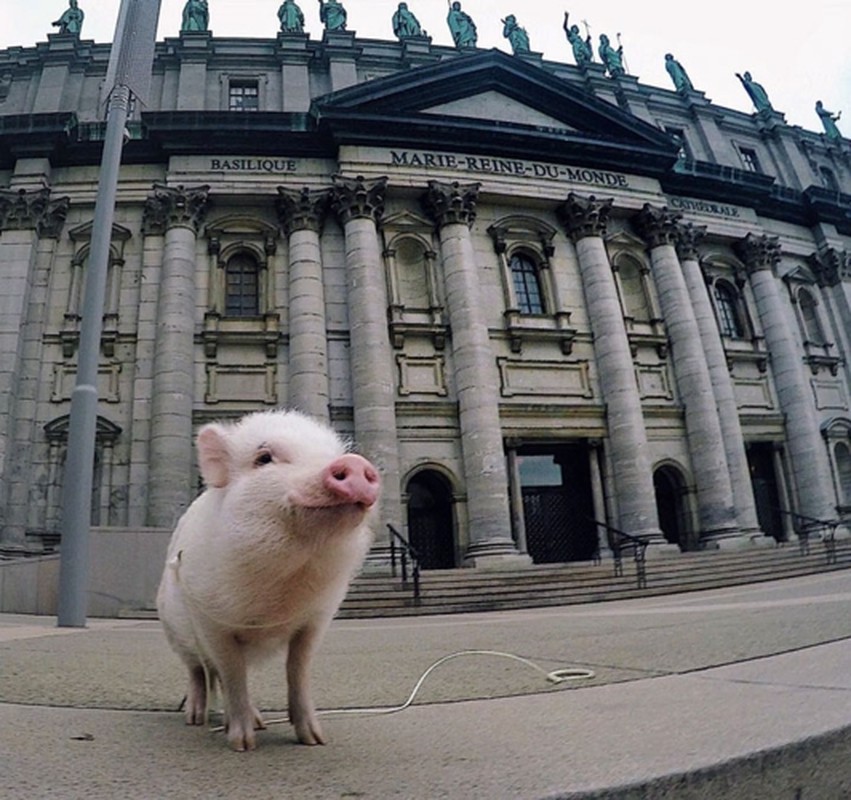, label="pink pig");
[156,409,380,751]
